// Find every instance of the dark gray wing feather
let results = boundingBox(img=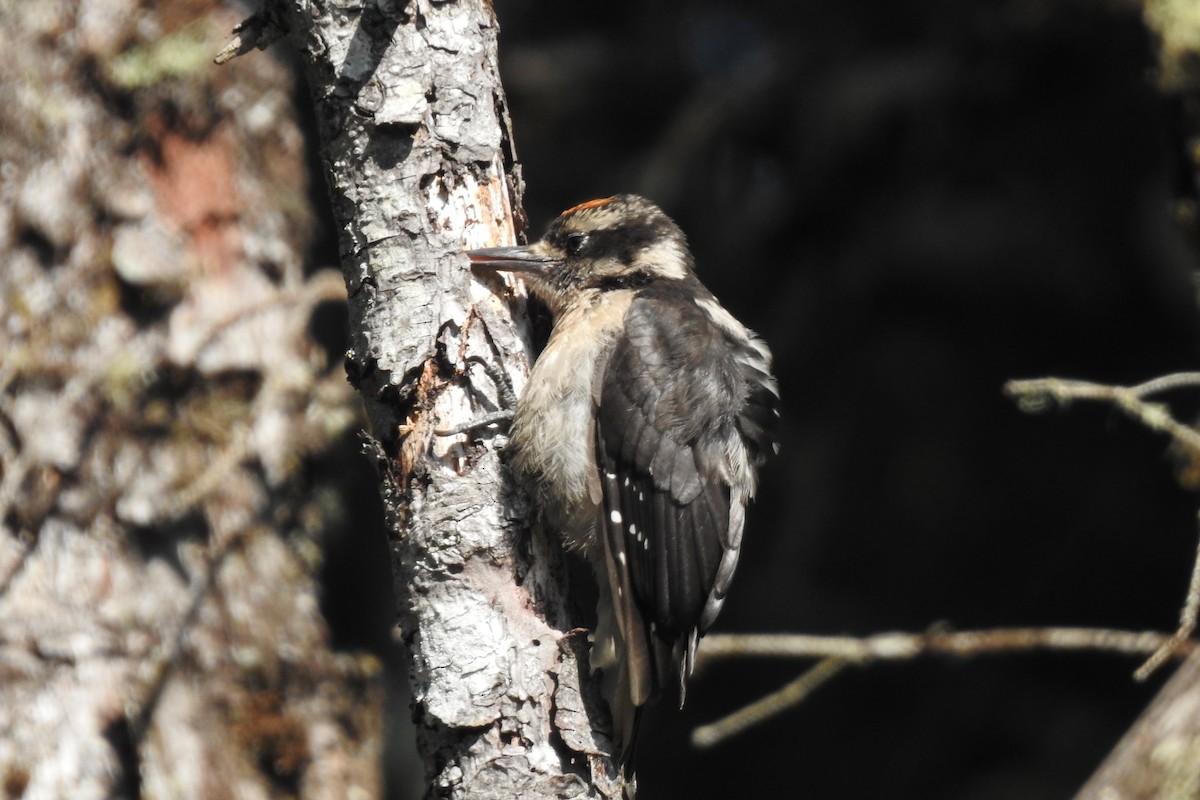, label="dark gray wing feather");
[595,291,778,704]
